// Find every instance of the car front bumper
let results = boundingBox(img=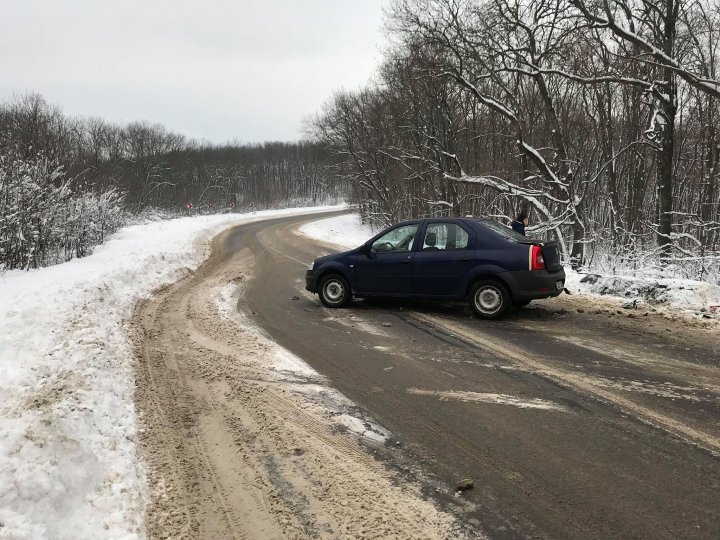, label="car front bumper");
[305,269,317,293]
